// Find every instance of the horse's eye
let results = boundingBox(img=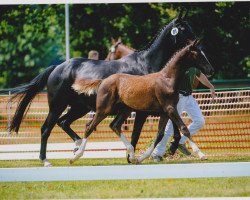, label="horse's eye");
[180,27,185,31]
